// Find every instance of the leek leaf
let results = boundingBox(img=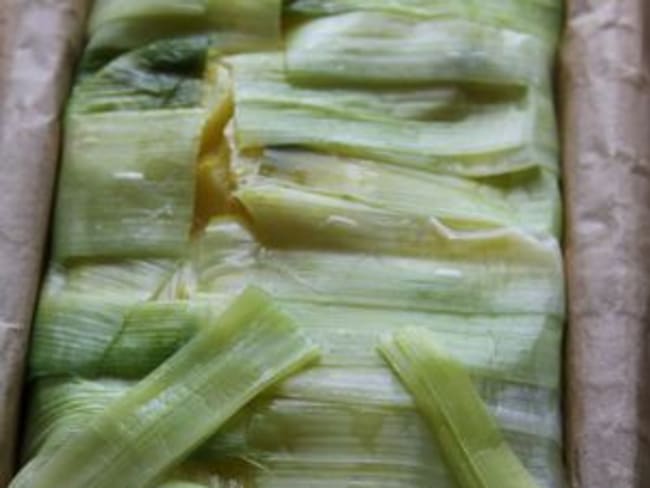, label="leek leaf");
[12,287,319,488]
[287,0,562,43]
[378,327,541,488]
[53,109,204,260]
[229,53,558,177]
[86,0,283,68]
[285,14,554,89]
